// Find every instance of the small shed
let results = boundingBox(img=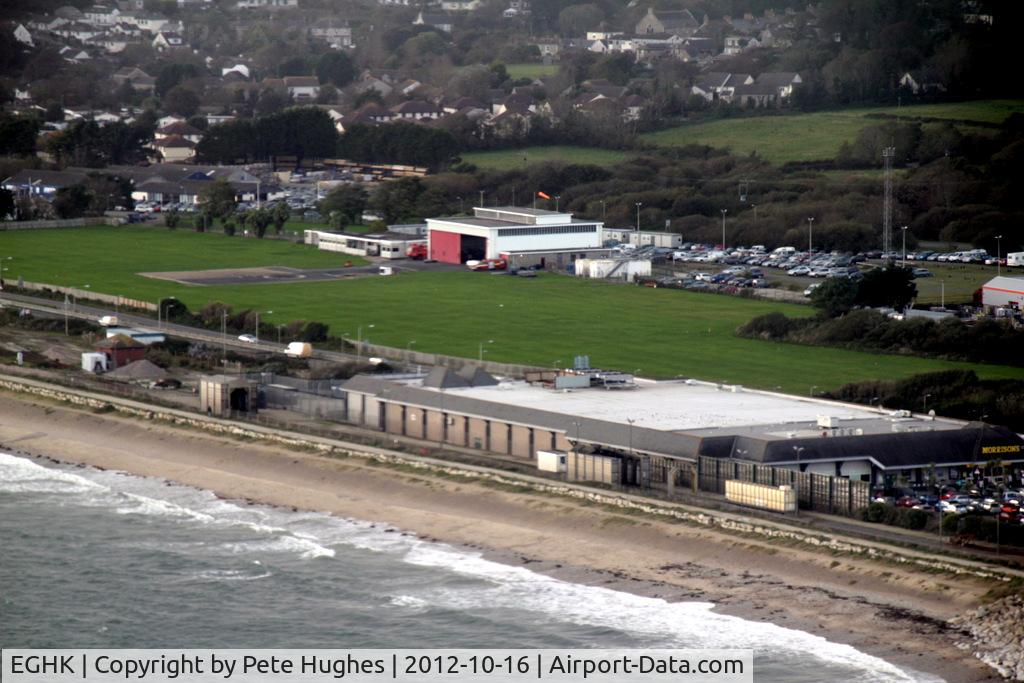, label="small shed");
[199,375,259,417]
[81,352,108,373]
[95,334,146,369]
